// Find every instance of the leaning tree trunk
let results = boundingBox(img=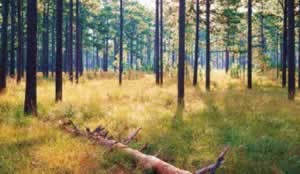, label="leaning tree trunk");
[56,0,63,102]
[247,0,252,89]
[0,0,9,92]
[178,0,185,105]
[24,0,38,115]
[287,0,295,100]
